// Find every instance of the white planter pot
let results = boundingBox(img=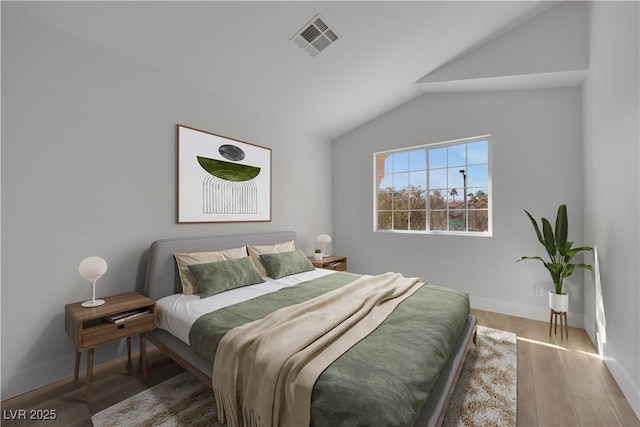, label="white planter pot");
[549,291,568,312]
[313,252,324,260]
